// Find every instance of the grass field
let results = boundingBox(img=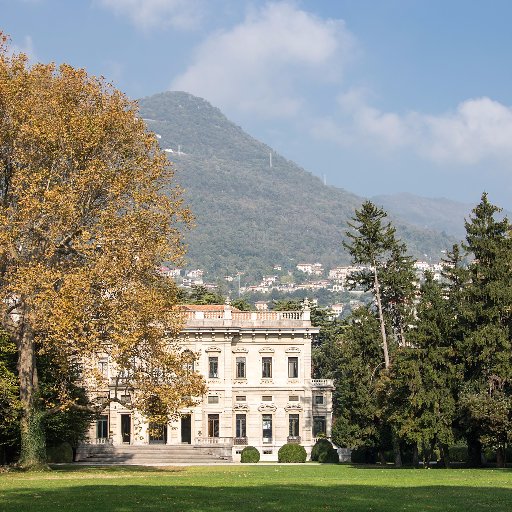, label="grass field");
[1,464,511,512]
